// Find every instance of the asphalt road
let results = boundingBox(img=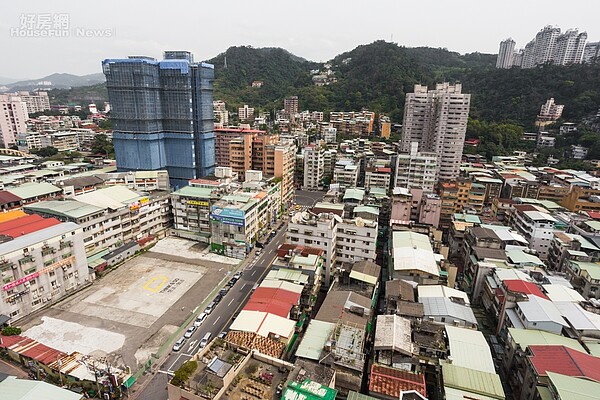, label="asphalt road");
[293,190,325,208]
[132,223,288,400]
